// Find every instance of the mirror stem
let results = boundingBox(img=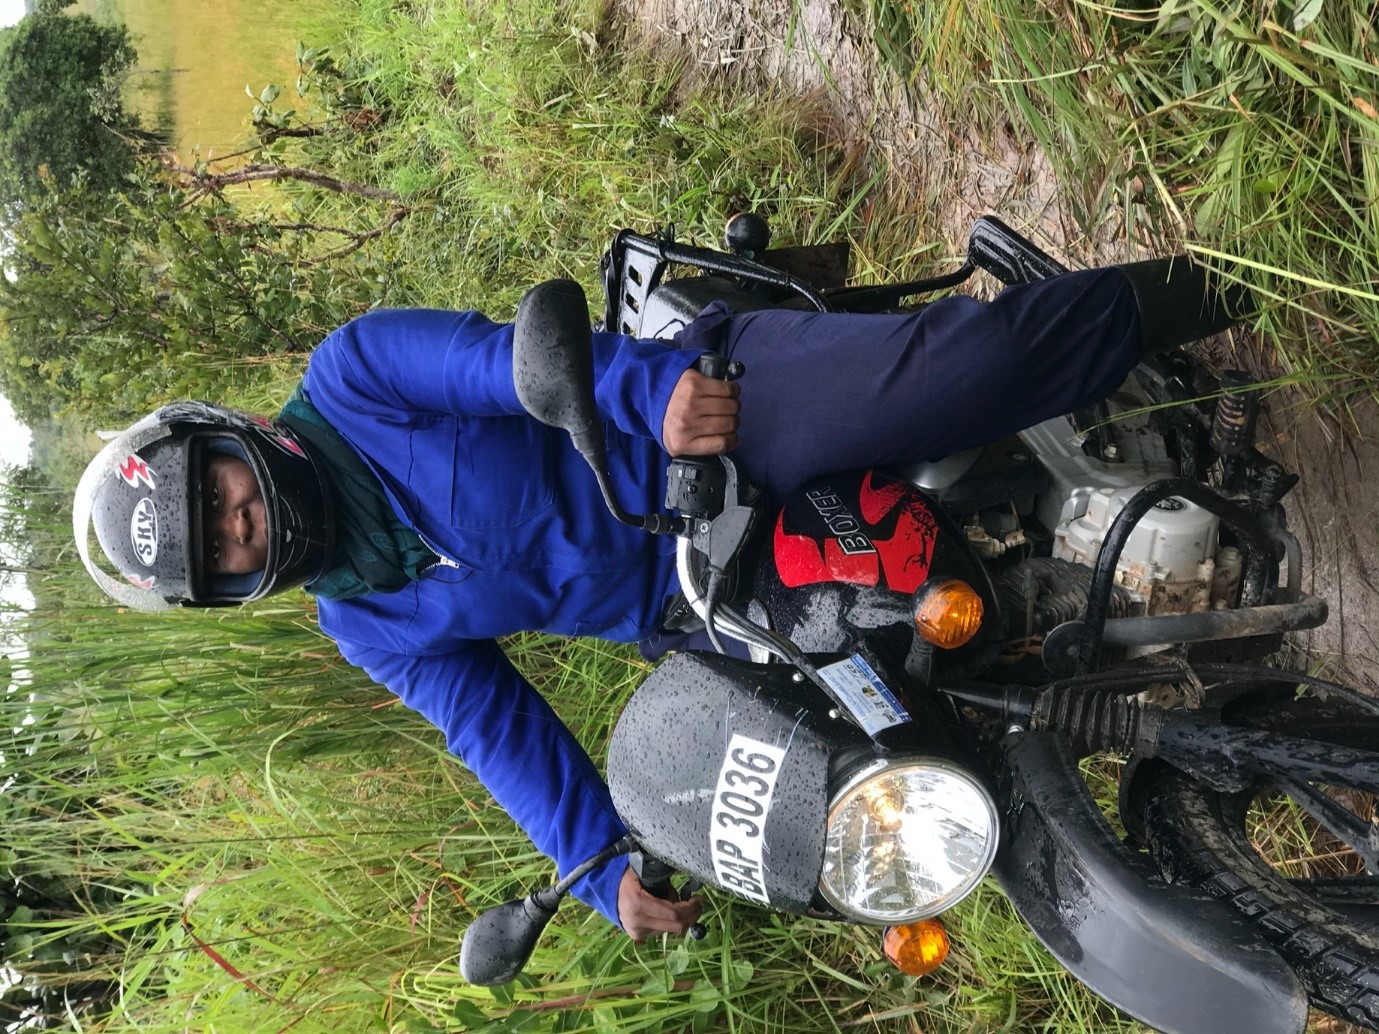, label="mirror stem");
[577,452,688,537]
[555,834,637,897]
